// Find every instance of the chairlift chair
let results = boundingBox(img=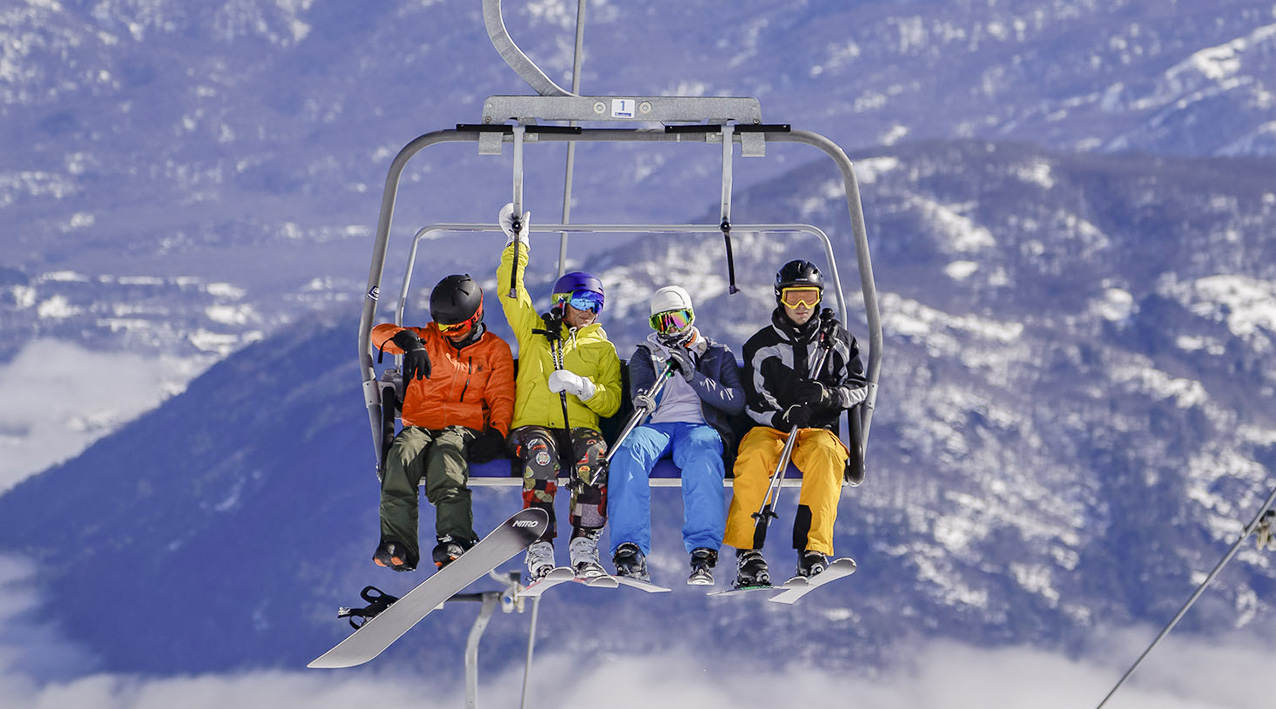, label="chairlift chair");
[357,0,882,488]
